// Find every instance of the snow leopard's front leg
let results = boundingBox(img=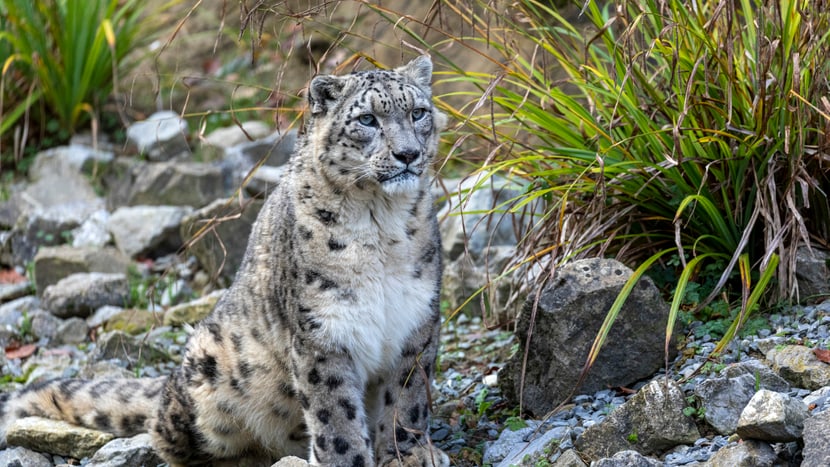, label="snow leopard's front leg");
[291,342,374,467]
[375,309,449,467]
